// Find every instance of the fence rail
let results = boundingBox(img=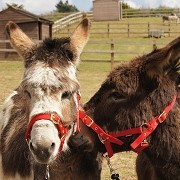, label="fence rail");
[54,21,180,38]
[122,8,180,18]
[81,40,170,69]
[0,39,173,69]
[52,12,93,33]
[51,9,180,33]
